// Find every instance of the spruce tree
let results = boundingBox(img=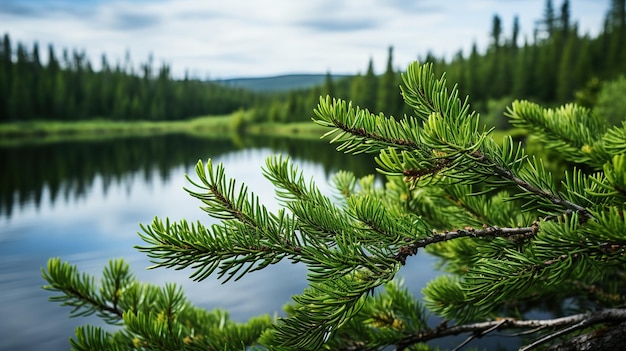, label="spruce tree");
[322,71,335,99]
[0,34,11,121]
[362,58,378,112]
[377,46,401,117]
[43,61,626,350]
